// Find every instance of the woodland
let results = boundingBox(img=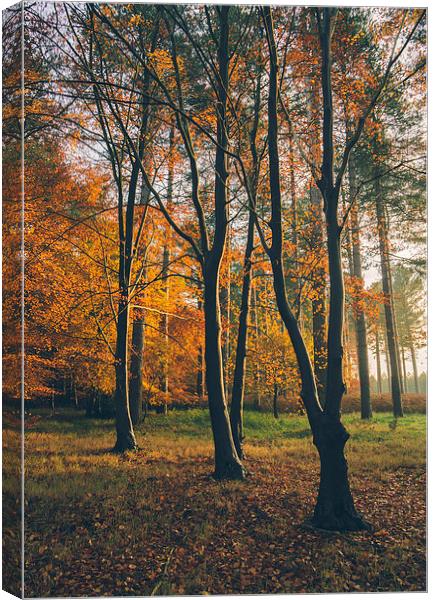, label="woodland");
[2,3,426,596]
